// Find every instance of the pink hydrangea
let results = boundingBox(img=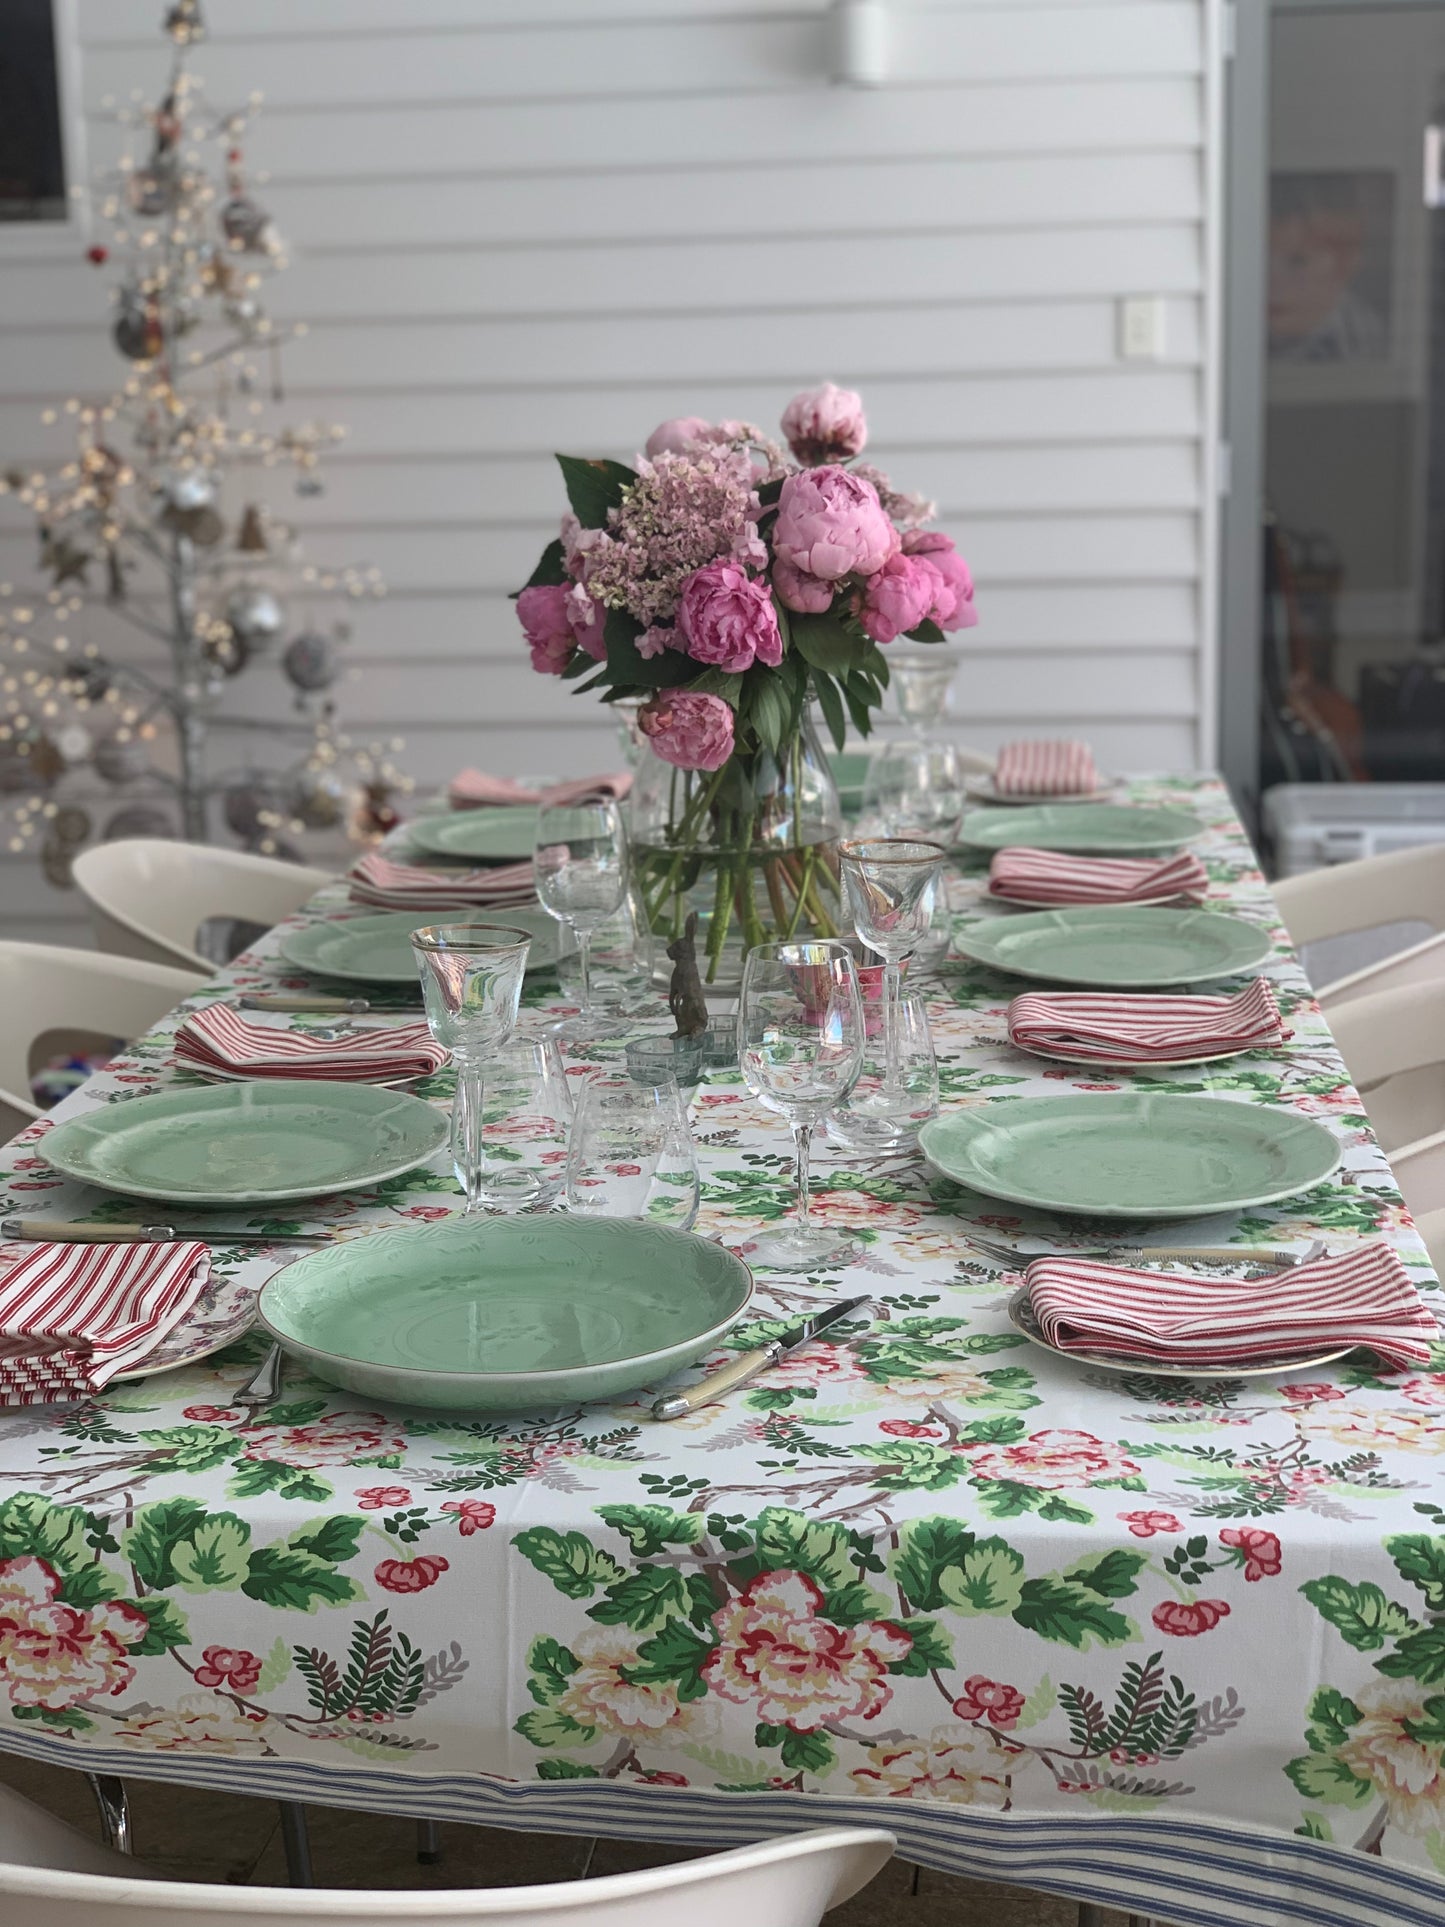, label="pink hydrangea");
[772,466,898,583]
[636,625,677,660]
[581,449,764,628]
[516,583,573,675]
[903,530,977,632]
[781,382,867,465]
[645,416,712,457]
[638,690,735,771]
[855,552,935,644]
[676,562,782,672]
[771,555,834,614]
